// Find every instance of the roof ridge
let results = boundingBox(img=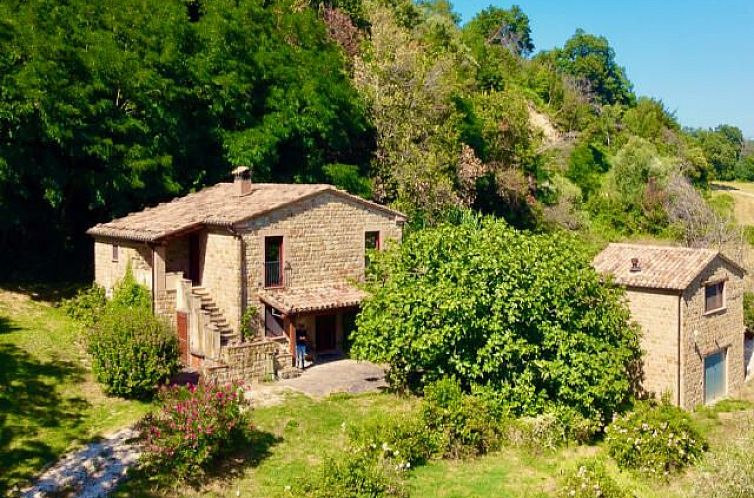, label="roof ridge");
[88,181,404,243]
[607,242,717,253]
